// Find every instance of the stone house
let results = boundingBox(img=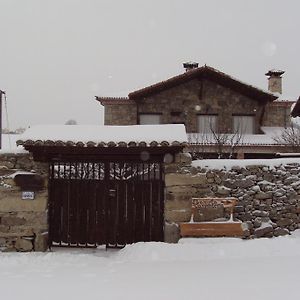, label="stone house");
[96,64,295,158]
